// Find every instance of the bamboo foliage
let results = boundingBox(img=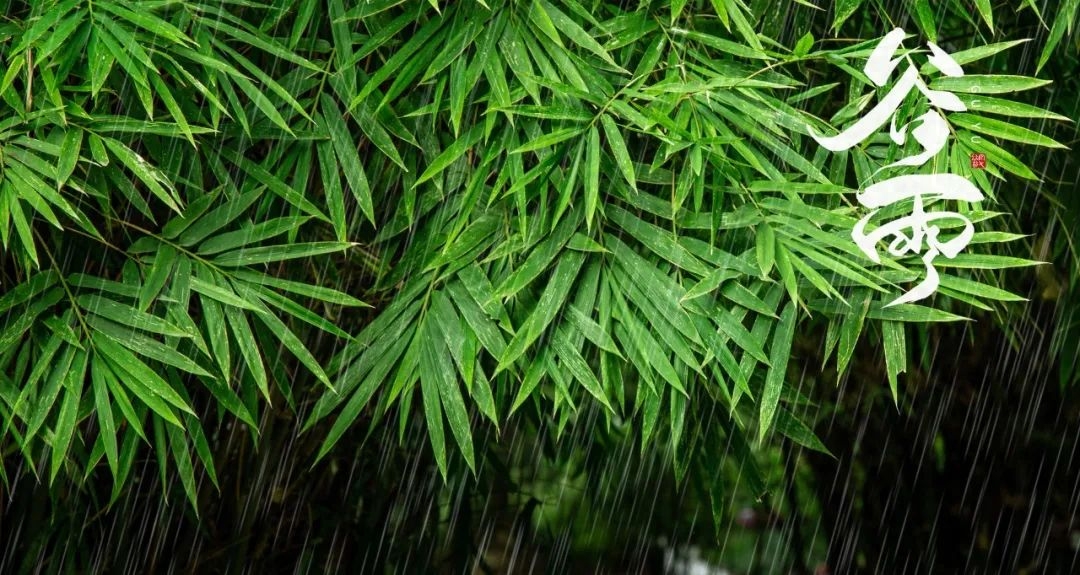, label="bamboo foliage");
[0,0,1072,512]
